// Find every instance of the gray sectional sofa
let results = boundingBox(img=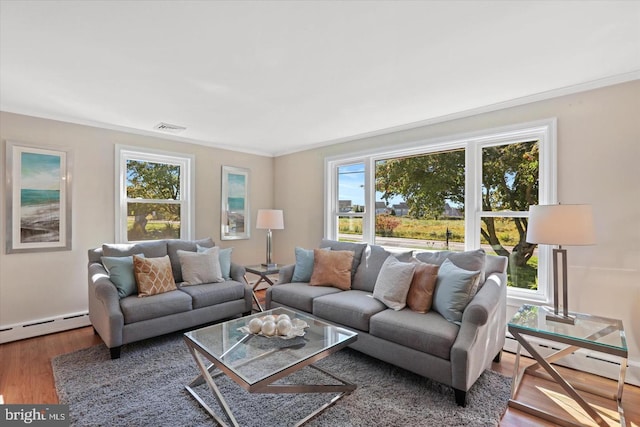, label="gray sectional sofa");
[266,239,508,406]
[88,238,252,358]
